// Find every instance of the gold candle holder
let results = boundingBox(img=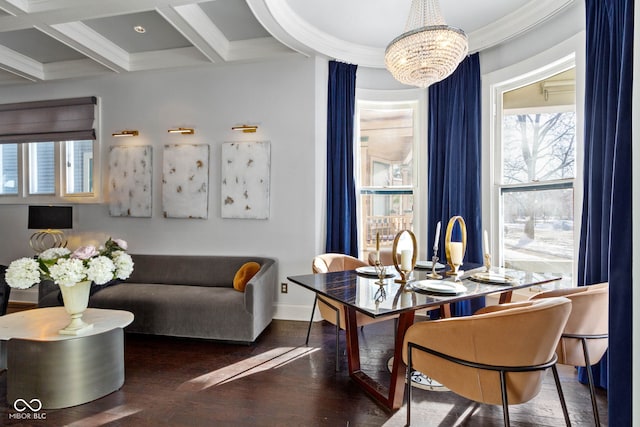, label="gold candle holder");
[444,216,467,277]
[392,230,417,283]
